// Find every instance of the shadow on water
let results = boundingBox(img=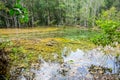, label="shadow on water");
[10,47,120,80]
